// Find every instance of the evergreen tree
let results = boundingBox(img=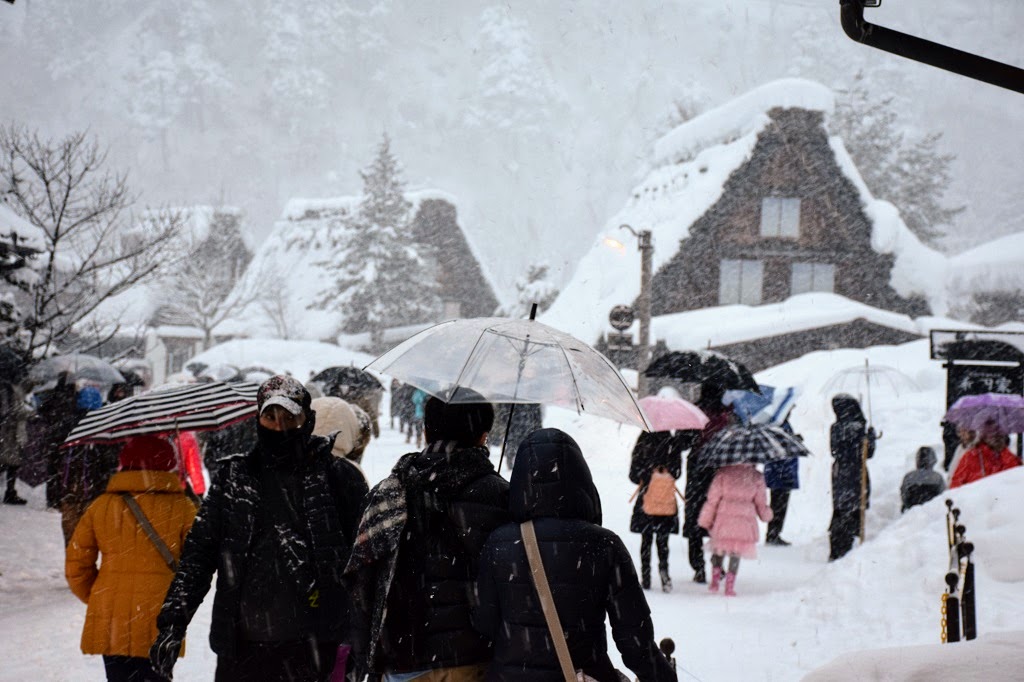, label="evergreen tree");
[833,79,963,246]
[464,5,565,134]
[314,134,440,342]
